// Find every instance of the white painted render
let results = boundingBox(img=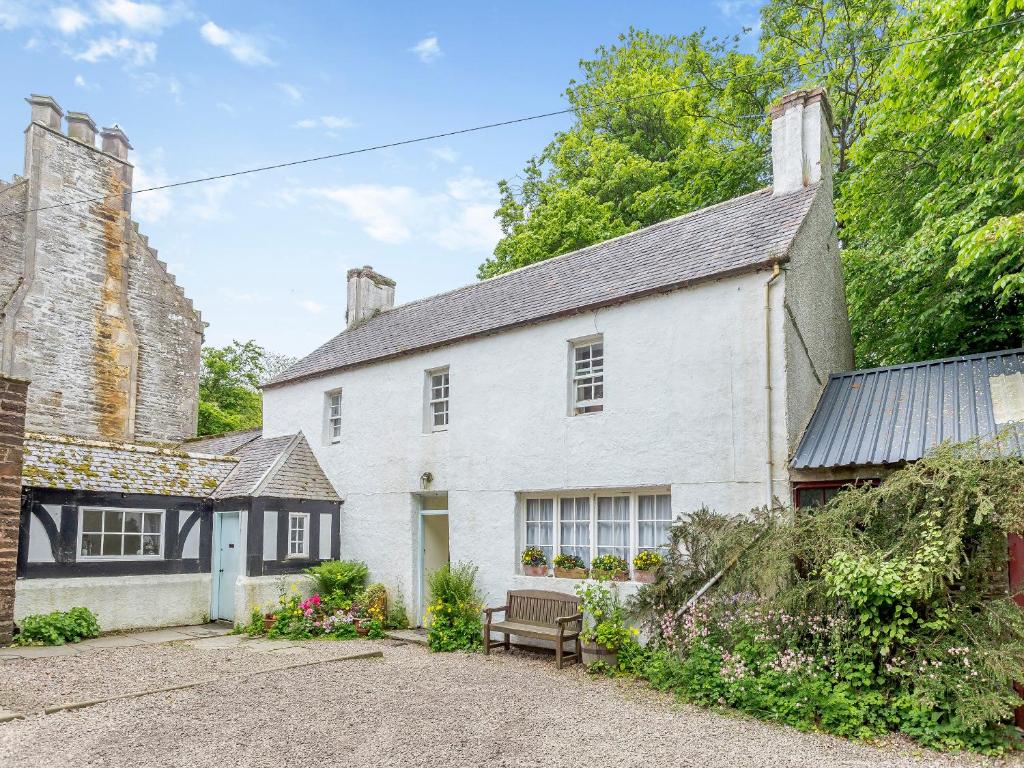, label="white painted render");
[14,574,210,631]
[262,210,851,618]
[236,574,311,620]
